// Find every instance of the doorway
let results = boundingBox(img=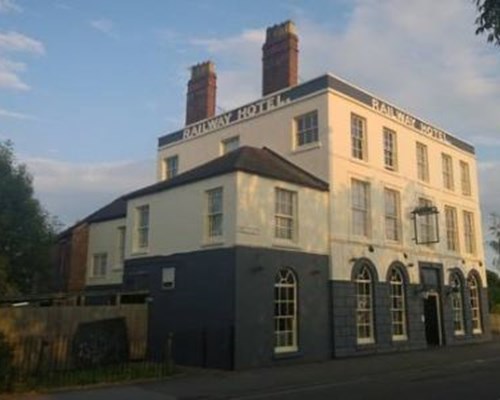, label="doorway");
[423,292,442,346]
